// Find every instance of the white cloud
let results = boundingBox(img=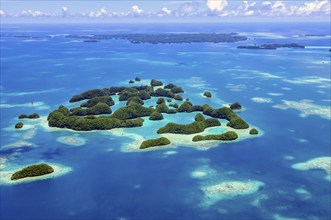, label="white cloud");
[61,6,68,17]
[295,0,331,15]
[206,0,228,12]
[1,1,330,19]
[230,0,330,17]
[86,7,109,17]
[157,7,172,17]
[20,9,52,17]
[100,7,107,14]
[161,7,172,15]
[132,5,144,15]
[175,1,200,16]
